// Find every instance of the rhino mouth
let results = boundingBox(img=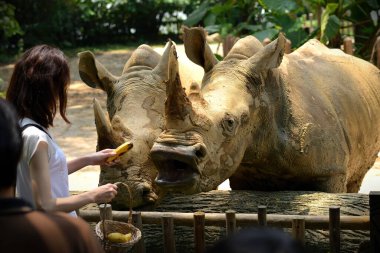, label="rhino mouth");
[151,143,201,191]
